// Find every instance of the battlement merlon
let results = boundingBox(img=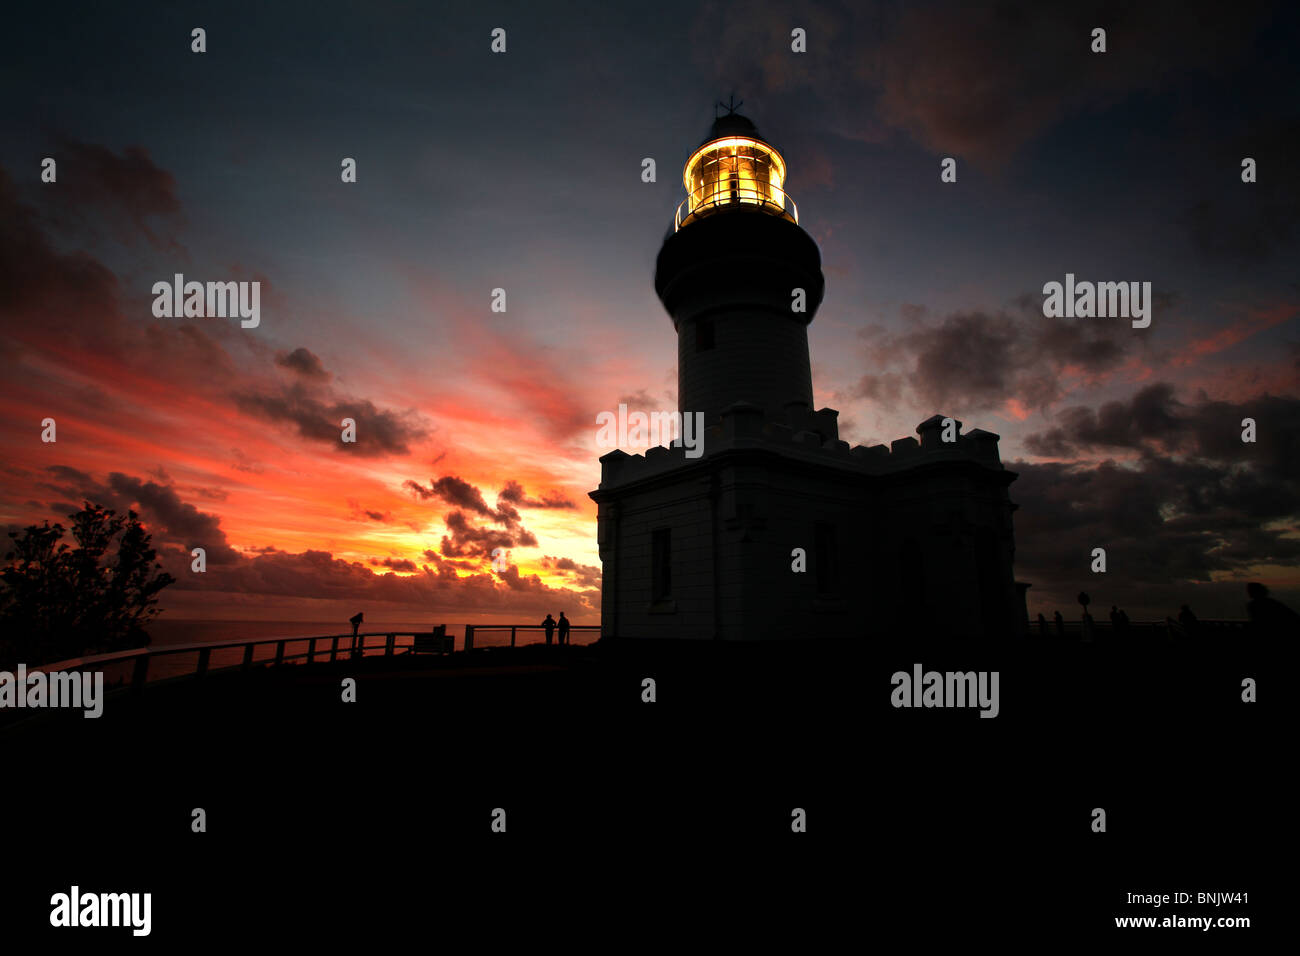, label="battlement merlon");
[594,405,1005,489]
